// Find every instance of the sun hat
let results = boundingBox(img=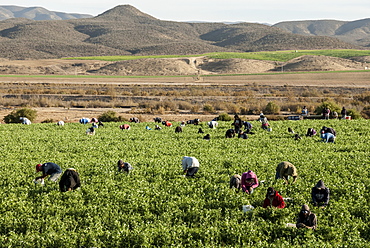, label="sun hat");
[36,164,42,172]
